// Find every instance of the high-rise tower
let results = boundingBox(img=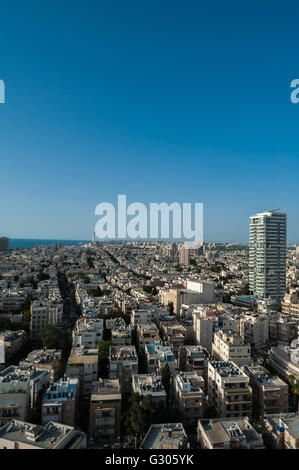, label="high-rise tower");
[249,211,287,303]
